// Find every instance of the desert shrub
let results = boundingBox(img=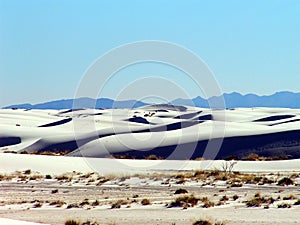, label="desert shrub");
[49,200,65,207]
[245,153,259,161]
[29,175,43,180]
[33,202,42,208]
[169,195,199,208]
[65,219,80,225]
[277,203,291,208]
[202,200,215,208]
[294,199,300,205]
[277,177,294,186]
[145,154,160,160]
[246,194,275,207]
[220,195,229,202]
[141,198,151,205]
[111,200,127,209]
[174,188,188,195]
[81,221,100,225]
[51,189,58,194]
[91,200,99,206]
[96,178,109,186]
[56,174,72,181]
[79,200,90,207]
[230,182,243,187]
[176,177,186,184]
[283,194,296,200]
[232,195,239,201]
[23,169,31,175]
[193,220,212,225]
[67,203,79,209]
[45,174,52,179]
